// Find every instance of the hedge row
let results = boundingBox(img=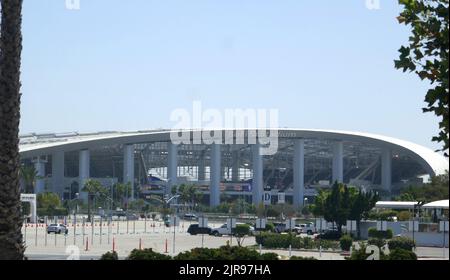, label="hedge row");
[101,246,280,260]
[255,233,339,250]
